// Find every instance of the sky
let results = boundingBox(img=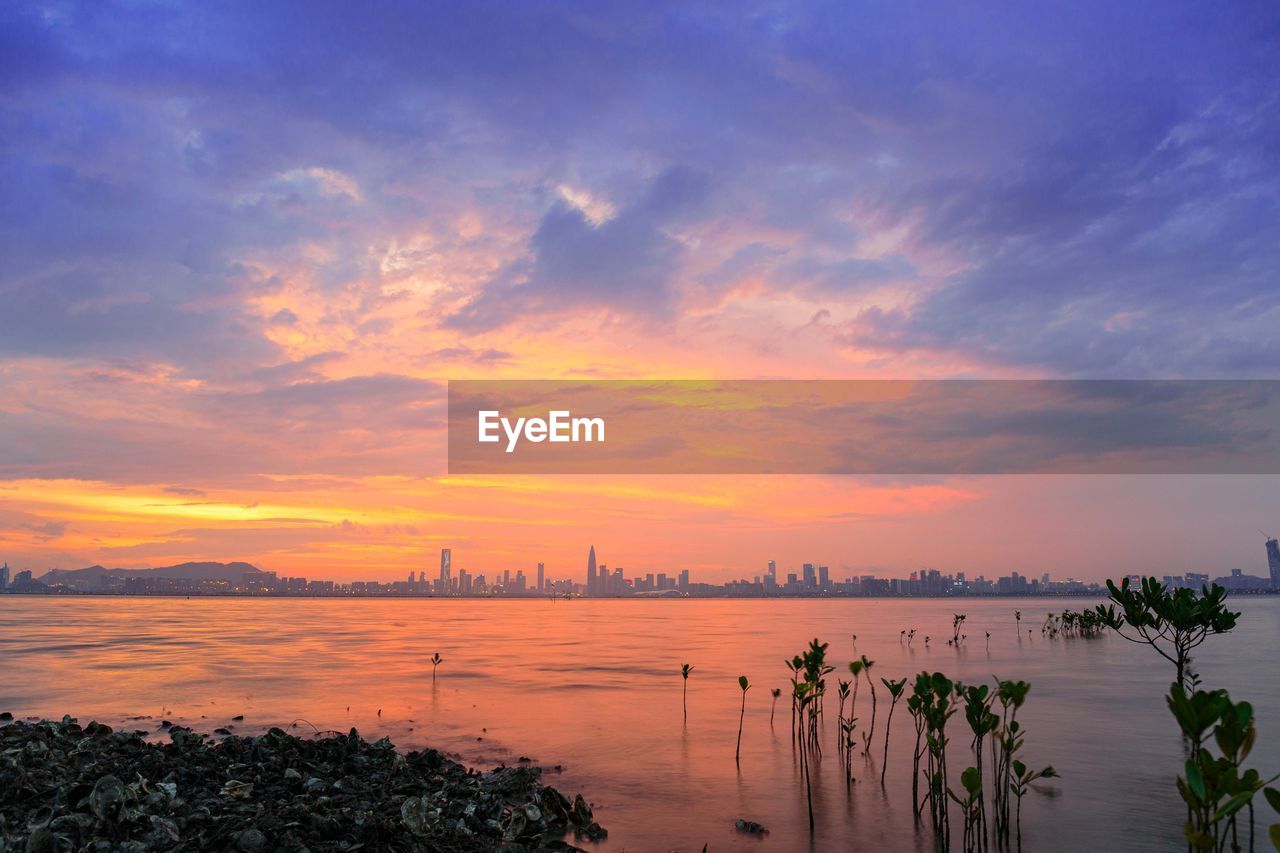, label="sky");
[2,1,1279,583]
